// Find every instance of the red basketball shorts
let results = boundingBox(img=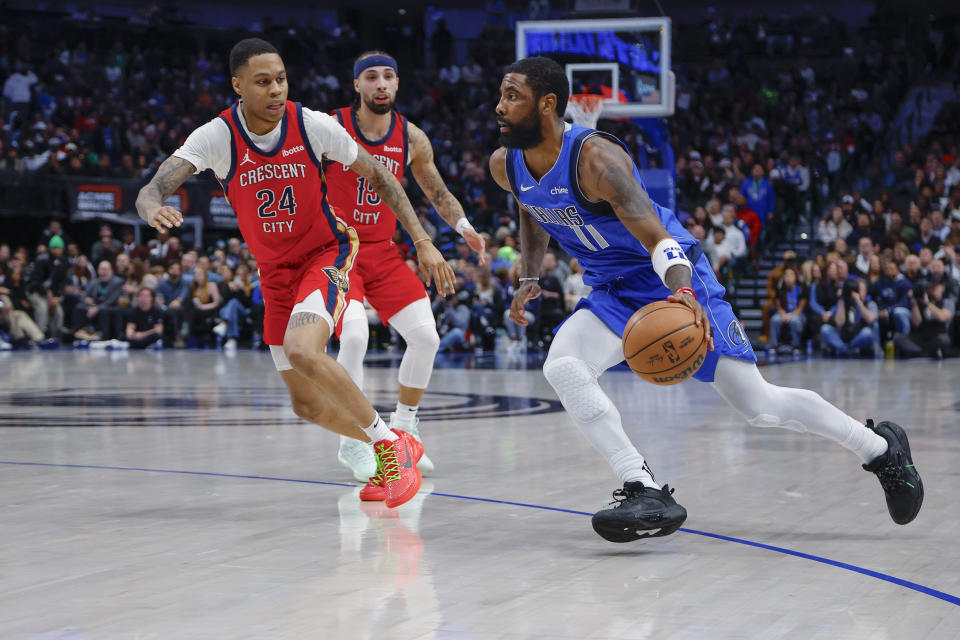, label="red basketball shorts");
[335,238,428,336]
[258,233,359,346]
